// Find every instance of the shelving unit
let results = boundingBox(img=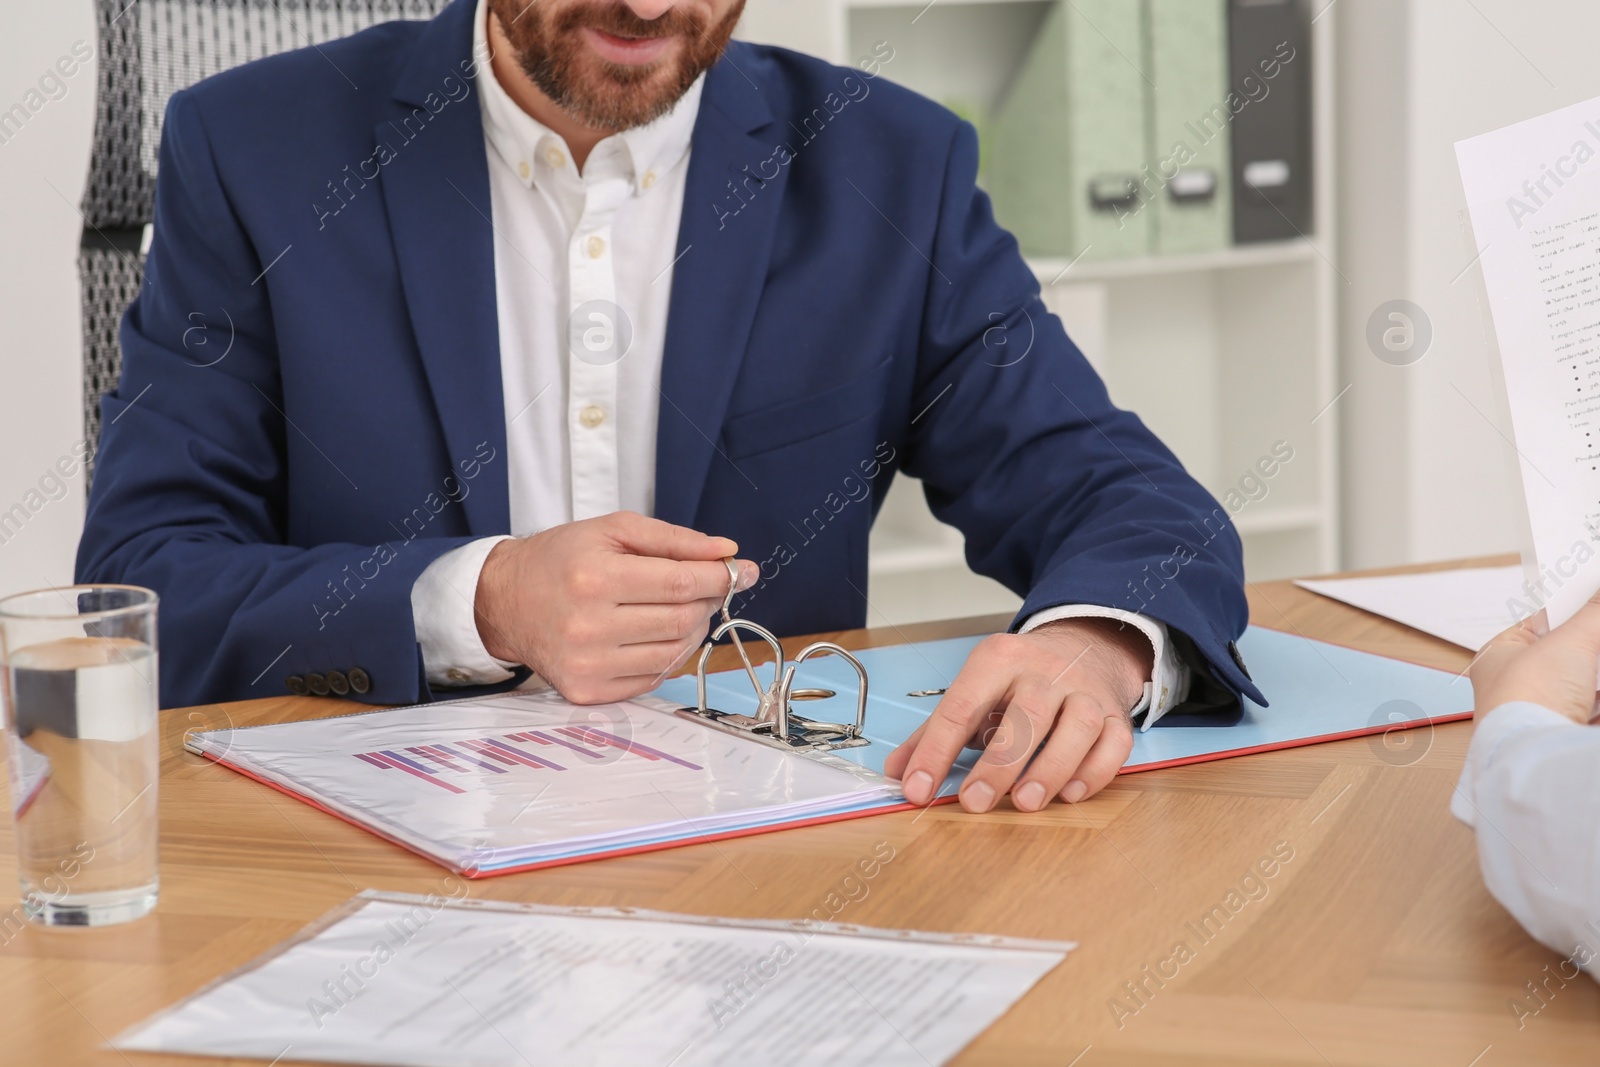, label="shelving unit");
[738,0,1340,625]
